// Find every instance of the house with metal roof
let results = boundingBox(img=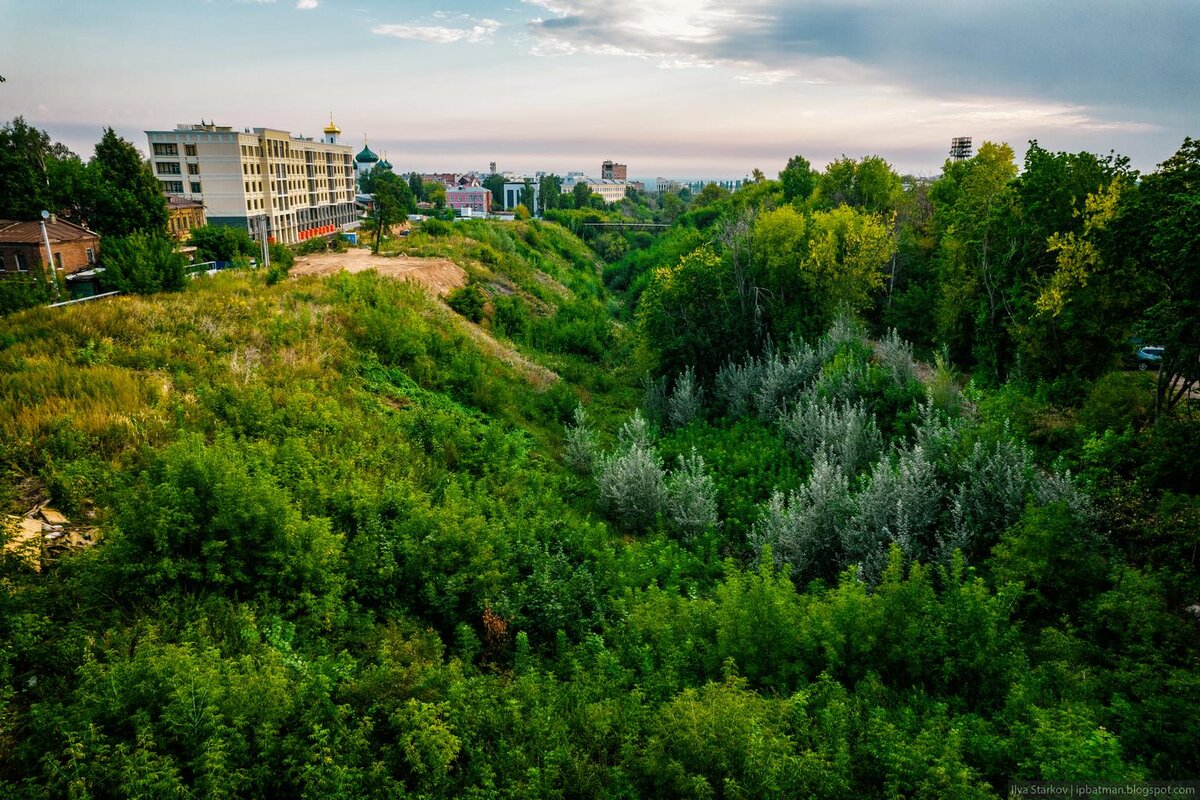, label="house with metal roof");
[0,217,100,280]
